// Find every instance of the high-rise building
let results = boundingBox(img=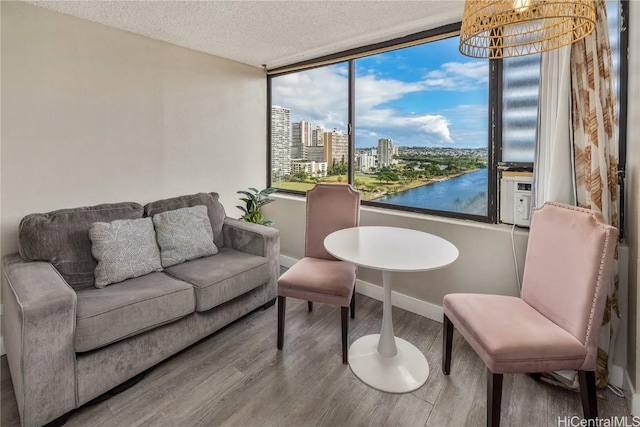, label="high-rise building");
[307,146,325,162]
[271,106,291,177]
[324,128,348,165]
[378,138,394,167]
[357,153,377,172]
[291,121,312,159]
[312,126,325,147]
